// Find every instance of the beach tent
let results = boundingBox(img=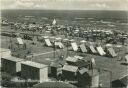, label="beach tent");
[58,42,64,48]
[17,37,24,44]
[96,46,106,56]
[108,48,117,57]
[55,42,64,49]
[89,45,97,54]
[45,38,52,47]
[80,44,87,53]
[33,36,38,44]
[74,55,84,60]
[125,45,128,54]
[105,44,113,47]
[80,40,87,43]
[49,36,55,43]
[52,19,56,25]
[71,42,78,51]
[62,38,69,46]
[125,55,128,63]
